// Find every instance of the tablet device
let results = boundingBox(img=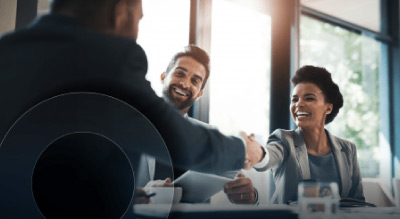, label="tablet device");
[173,170,233,203]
